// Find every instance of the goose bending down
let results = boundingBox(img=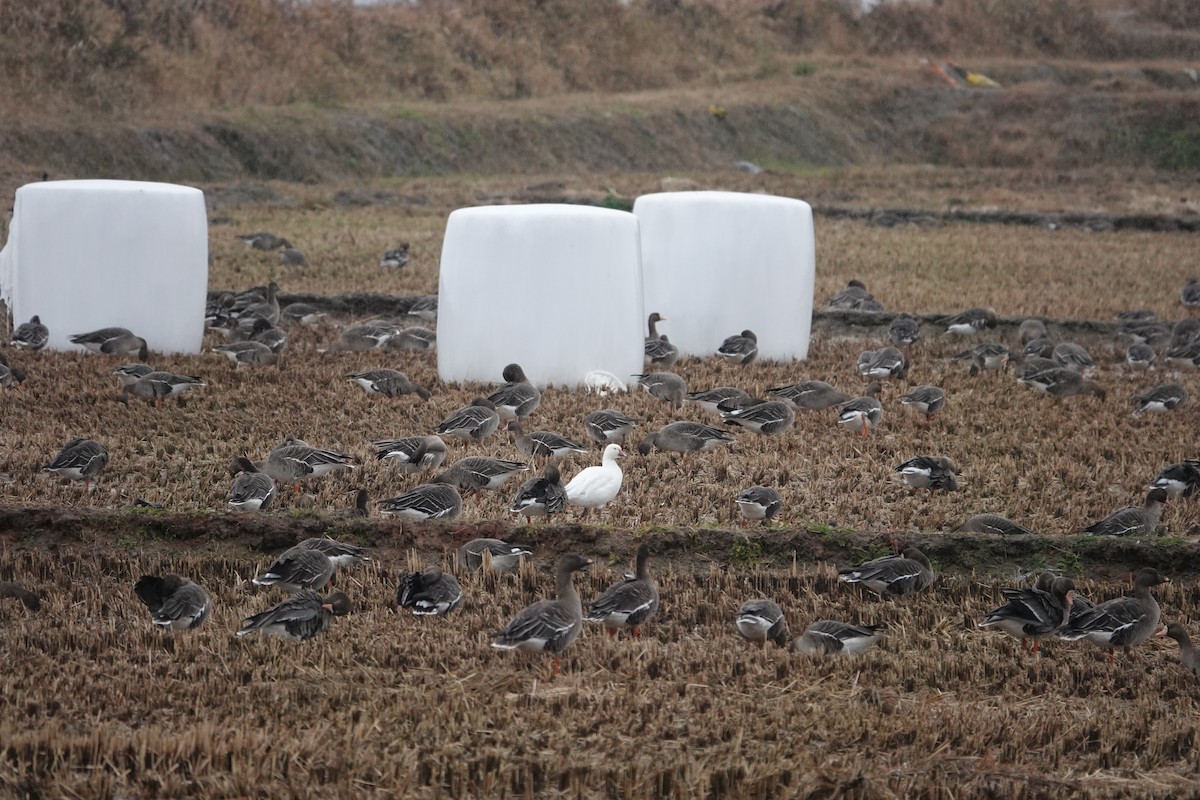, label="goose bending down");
[766,380,850,411]
[70,327,149,360]
[299,537,370,568]
[954,343,1011,375]
[1059,567,1170,665]
[458,538,532,573]
[114,364,154,390]
[509,423,587,460]
[1159,623,1200,678]
[634,372,687,409]
[436,397,501,443]
[888,315,921,347]
[687,386,752,416]
[900,386,945,421]
[126,372,205,406]
[1053,342,1094,371]
[377,479,463,522]
[212,340,278,367]
[372,435,447,474]
[826,279,882,311]
[792,620,885,656]
[838,546,934,598]
[510,464,569,523]
[0,581,41,611]
[953,514,1035,535]
[236,590,352,642]
[941,306,998,335]
[718,330,758,365]
[397,567,463,616]
[134,575,212,631]
[1126,343,1157,370]
[333,322,399,352]
[1132,383,1188,416]
[1022,337,1056,359]
[586,544,659,636]
[837,381,884,437]
[637,421,734,458]
[1182,278,1200,312]
[1083,489,1167,537]
[42,438,109,485]
[564,444,625,517]
[735,599,790,648]
[583,409,638,446]
[0,362,26,389]
[346,369,431,400]
[1151,460,1200,499]
[856,347,909,381]
[1019,318,1048,344]
[978,574,1074,653]
[721,399,796,435]
[434,456,528,494]
[11,315,48,351]
[487,363,541,423]
[228,456,277,511]
[490,554,593,674]
[263,437,356,490]
[735,486,782,526]
[252,545,335,593]
[896,456,959,492]
[380,243,409,269]
[1020,367,1106,400]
